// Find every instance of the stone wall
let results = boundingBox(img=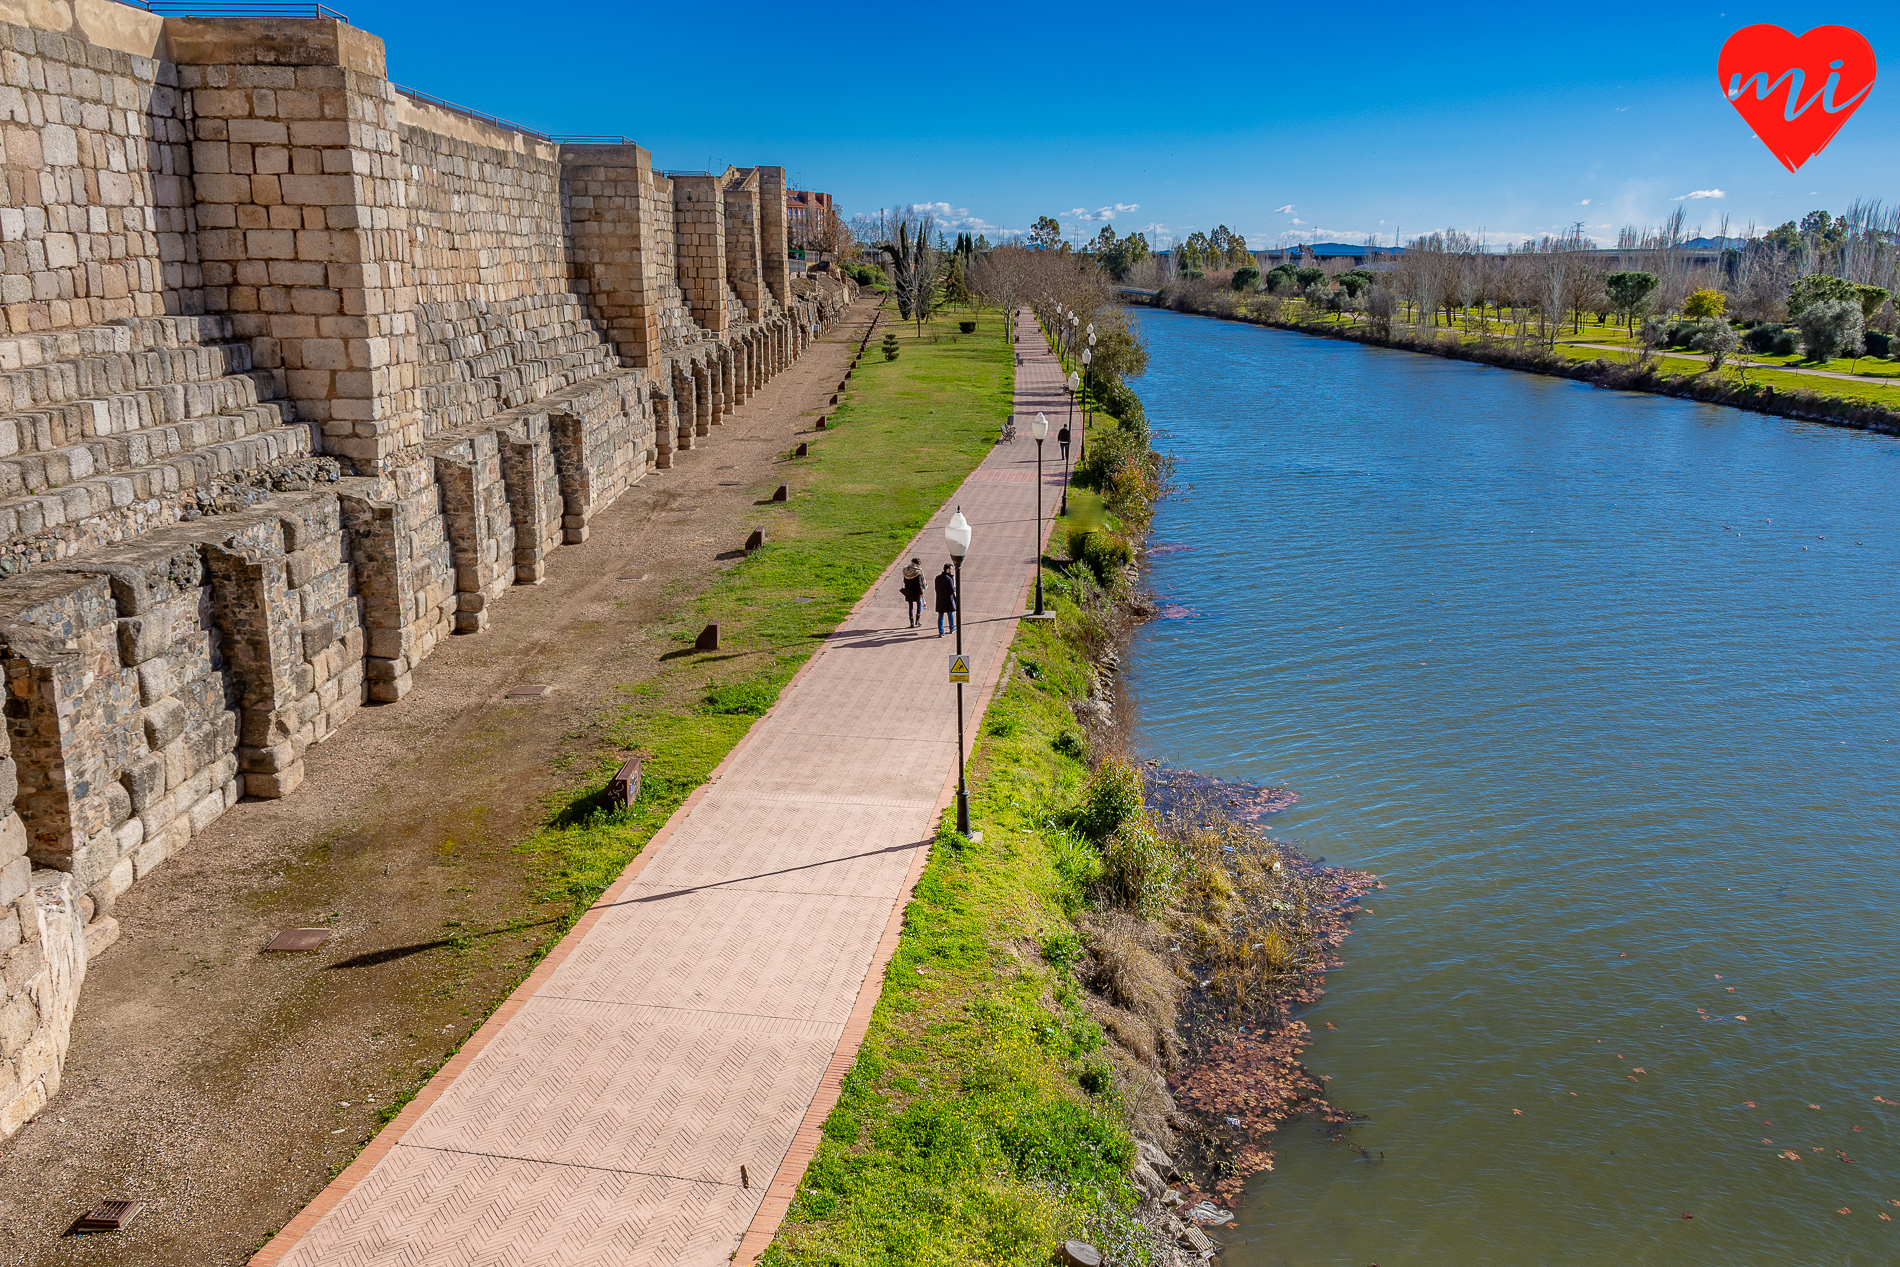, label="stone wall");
[0,1,855,1138]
